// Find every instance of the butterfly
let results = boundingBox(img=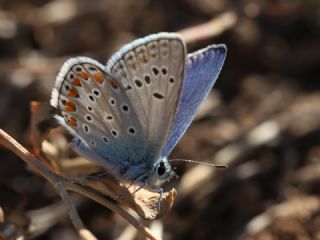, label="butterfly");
[51,32,226,198]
